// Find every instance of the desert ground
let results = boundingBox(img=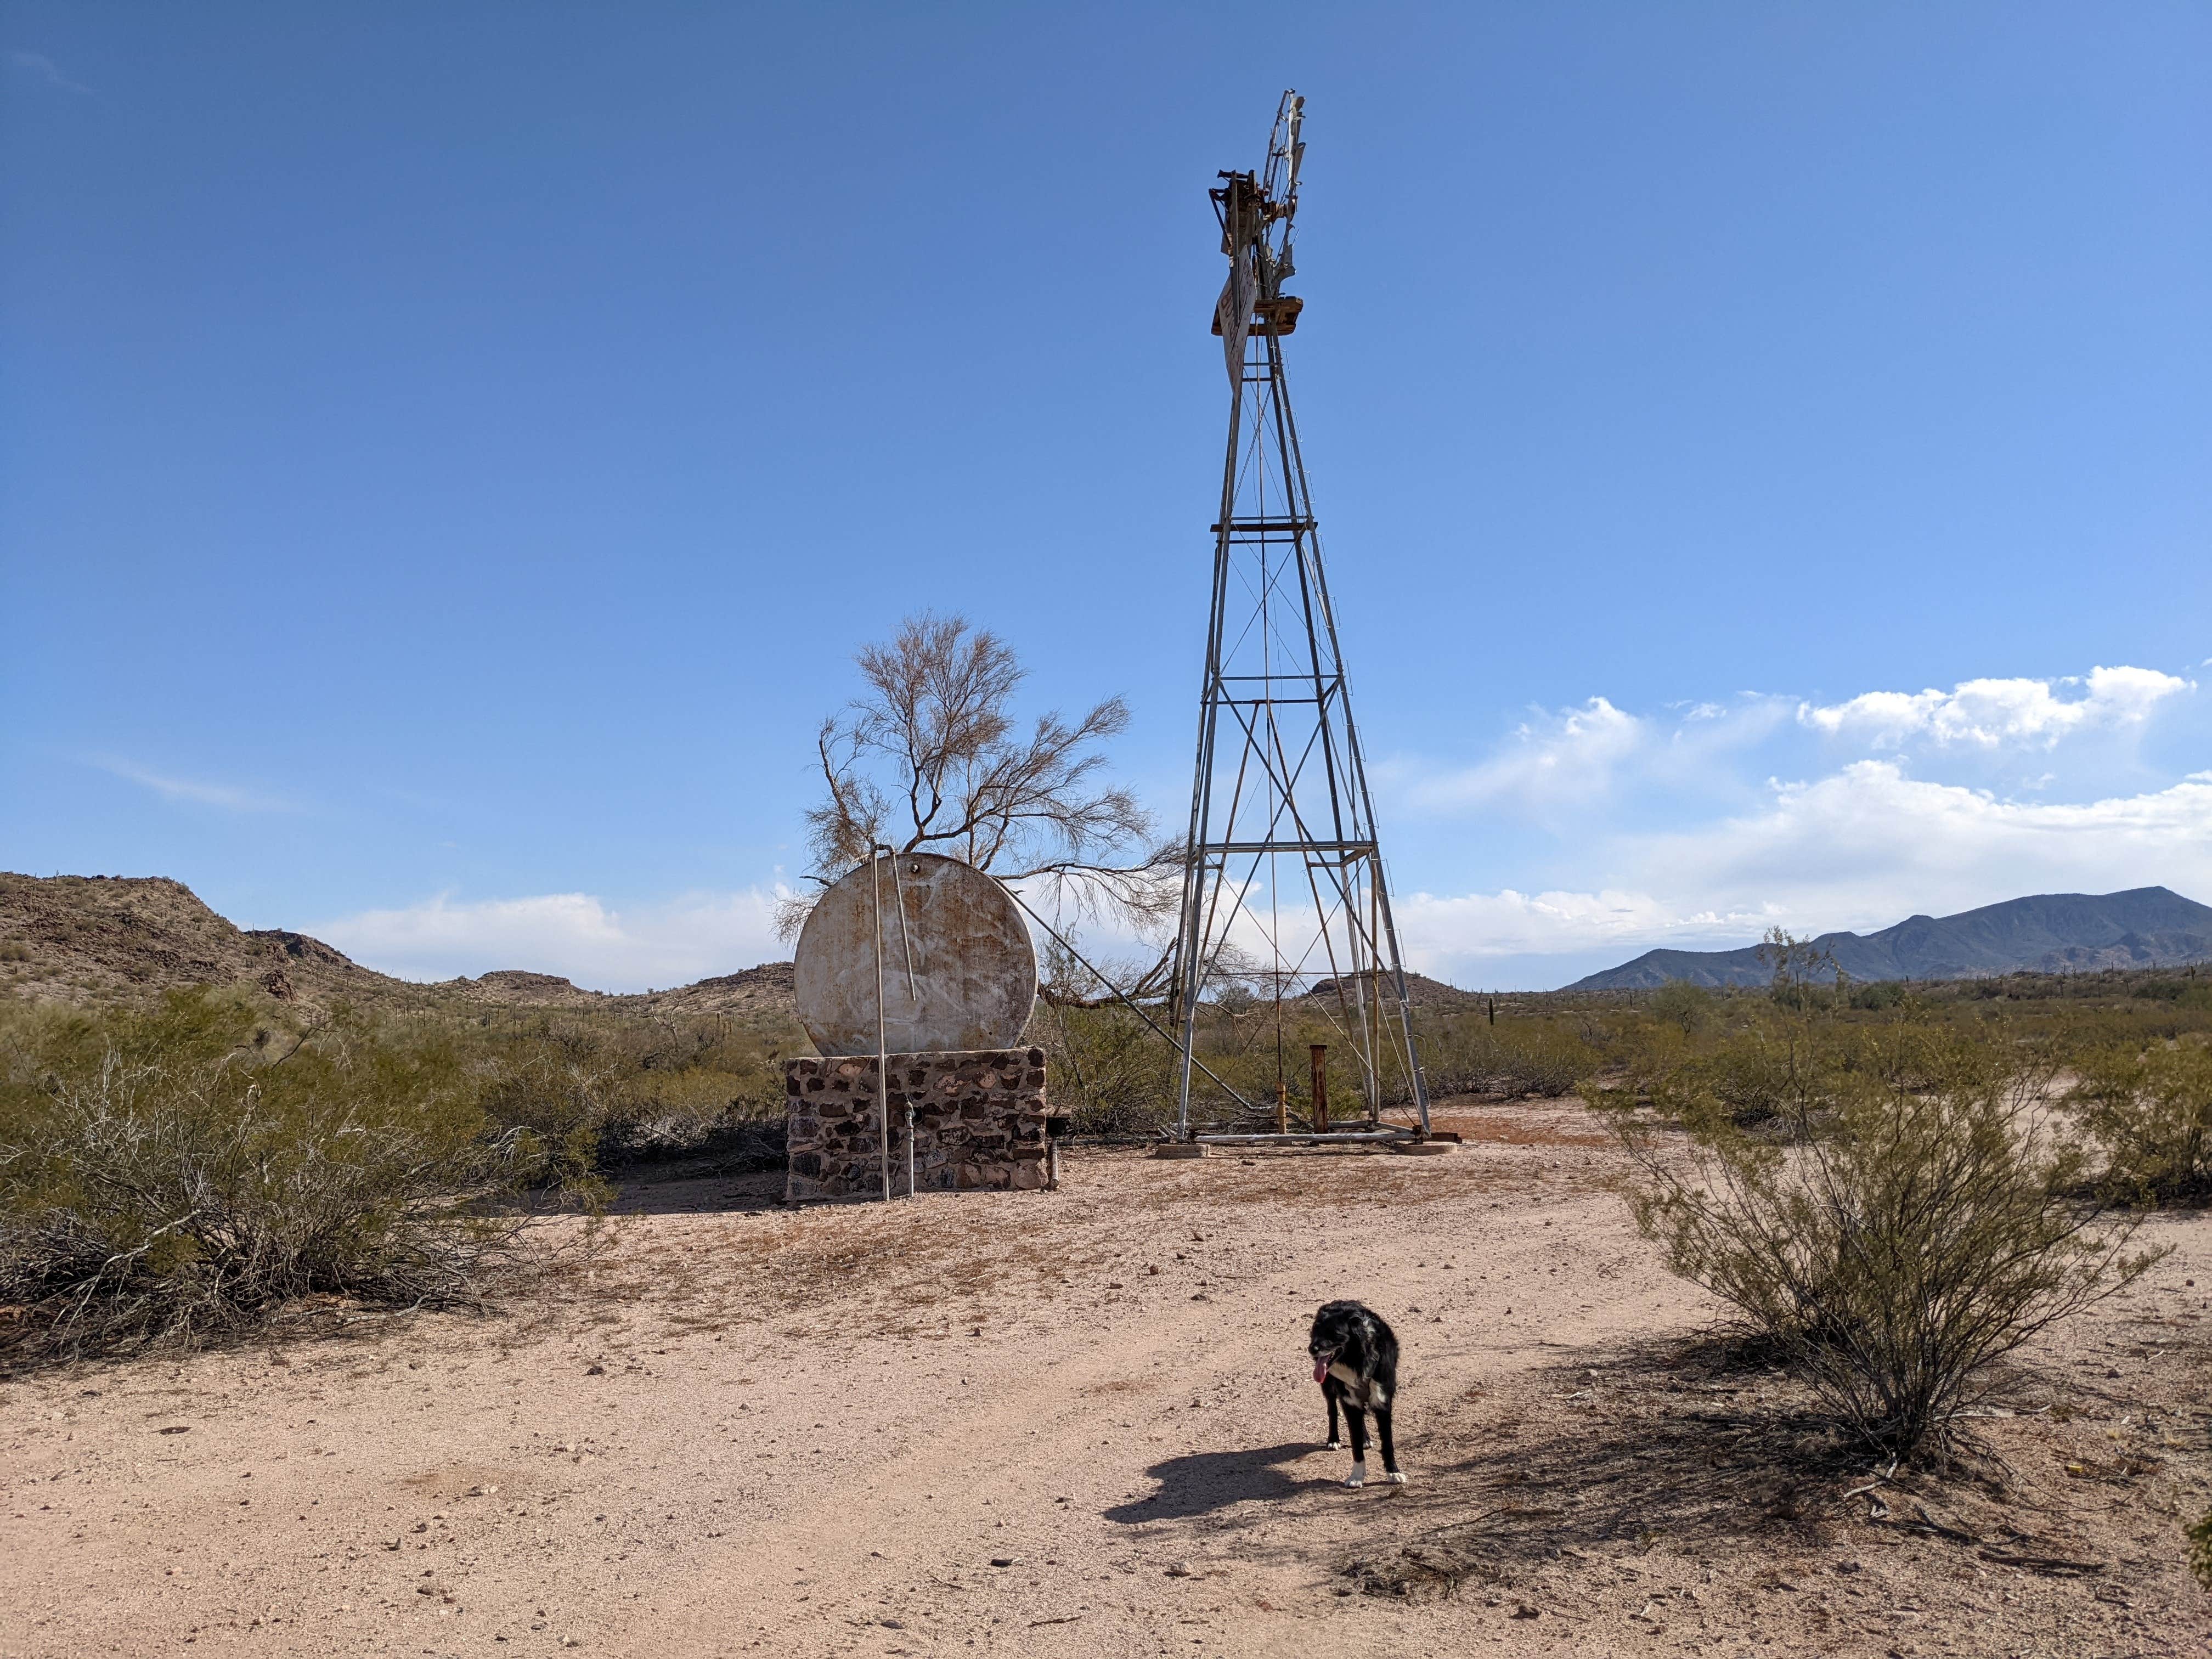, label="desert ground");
[4,1099,2208,1659]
